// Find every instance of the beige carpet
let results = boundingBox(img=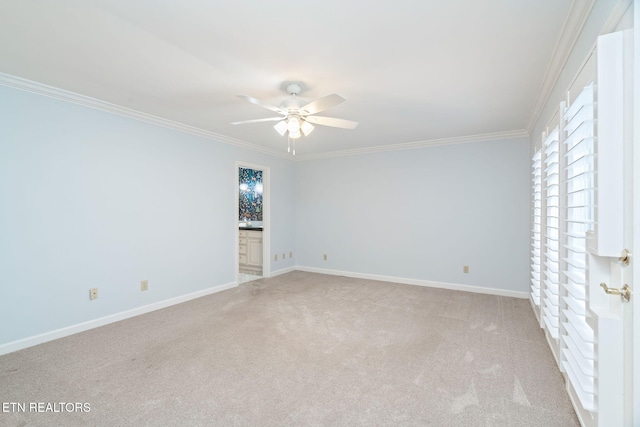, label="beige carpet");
[0,271,578,426]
